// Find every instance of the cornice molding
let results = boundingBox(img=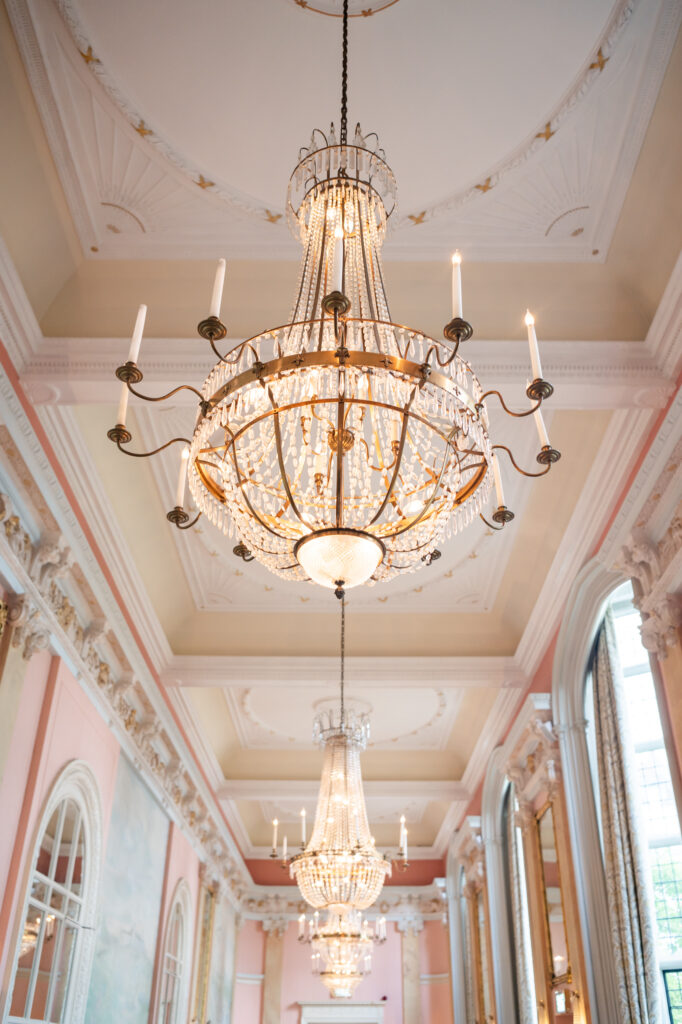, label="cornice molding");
[162,654,523,690]
[20,336,674,410]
